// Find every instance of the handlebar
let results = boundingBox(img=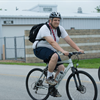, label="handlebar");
[68,52,85,58]
[58,51,85,58]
